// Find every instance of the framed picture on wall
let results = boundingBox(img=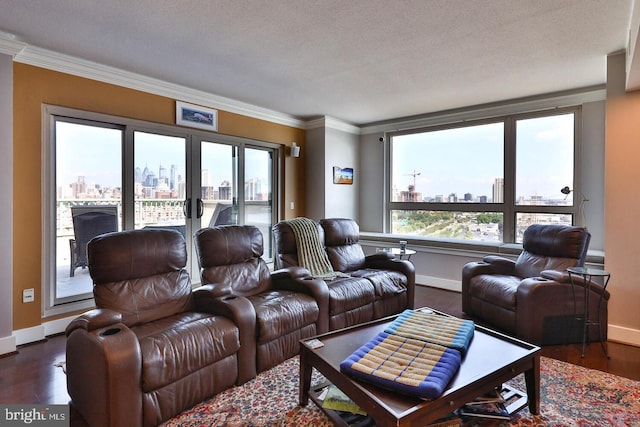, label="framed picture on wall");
[176,101,218,132]
[333,166,353,184]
